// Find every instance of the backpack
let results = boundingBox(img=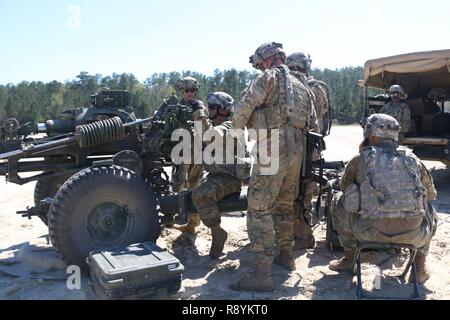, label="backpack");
[358,146,426,219]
